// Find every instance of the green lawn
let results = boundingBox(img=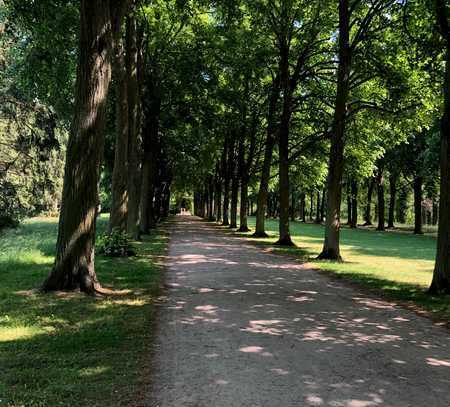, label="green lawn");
[239,217,450,322]
[0,215,167,407]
